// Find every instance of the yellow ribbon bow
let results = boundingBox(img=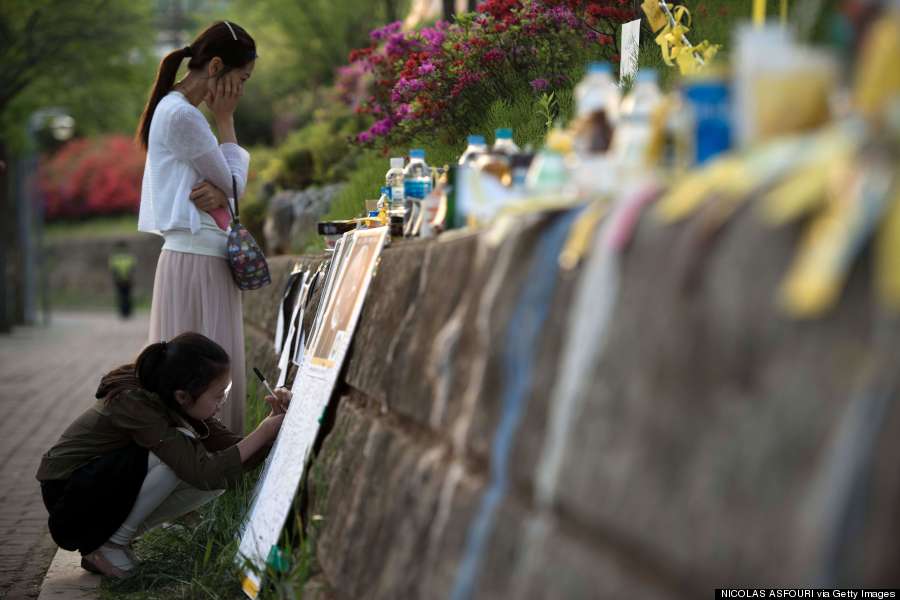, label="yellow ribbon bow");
[644,1,720,76]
